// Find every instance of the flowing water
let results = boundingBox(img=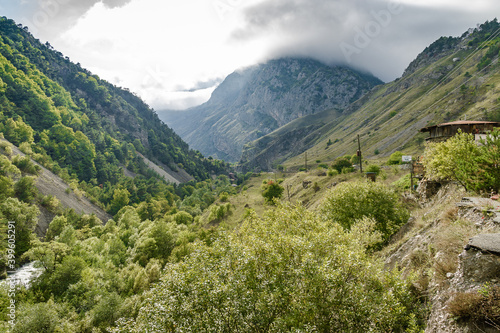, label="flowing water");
[2,262,42,288]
